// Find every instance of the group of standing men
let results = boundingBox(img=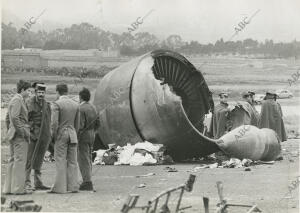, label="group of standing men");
[211,90,287,142]
[3,80,98,195]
